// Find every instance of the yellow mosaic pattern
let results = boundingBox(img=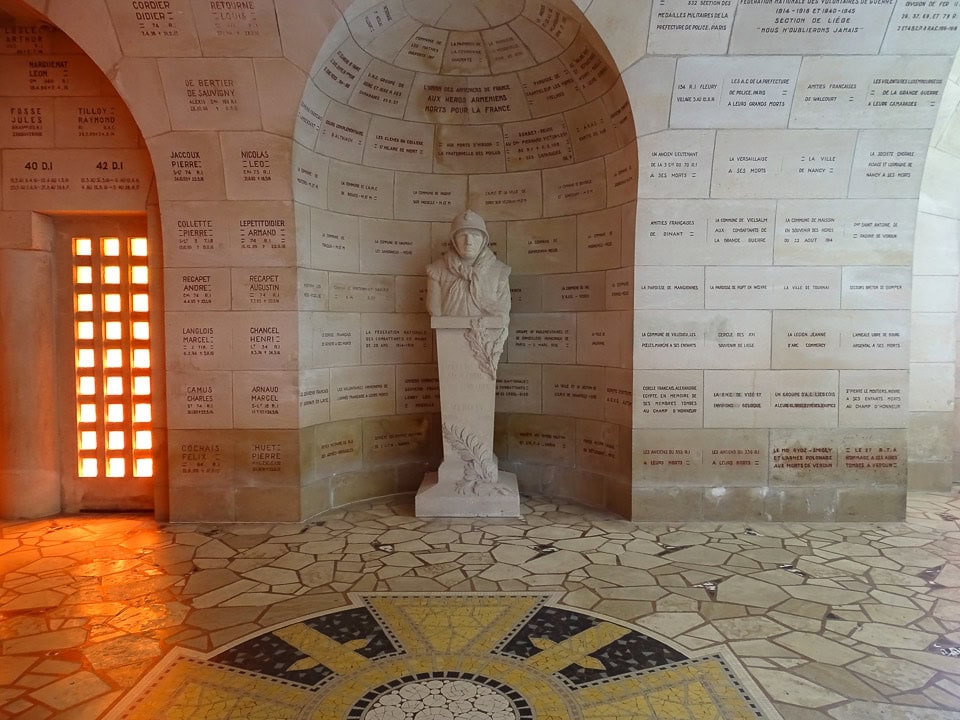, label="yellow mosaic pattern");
[111,595,768,720]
